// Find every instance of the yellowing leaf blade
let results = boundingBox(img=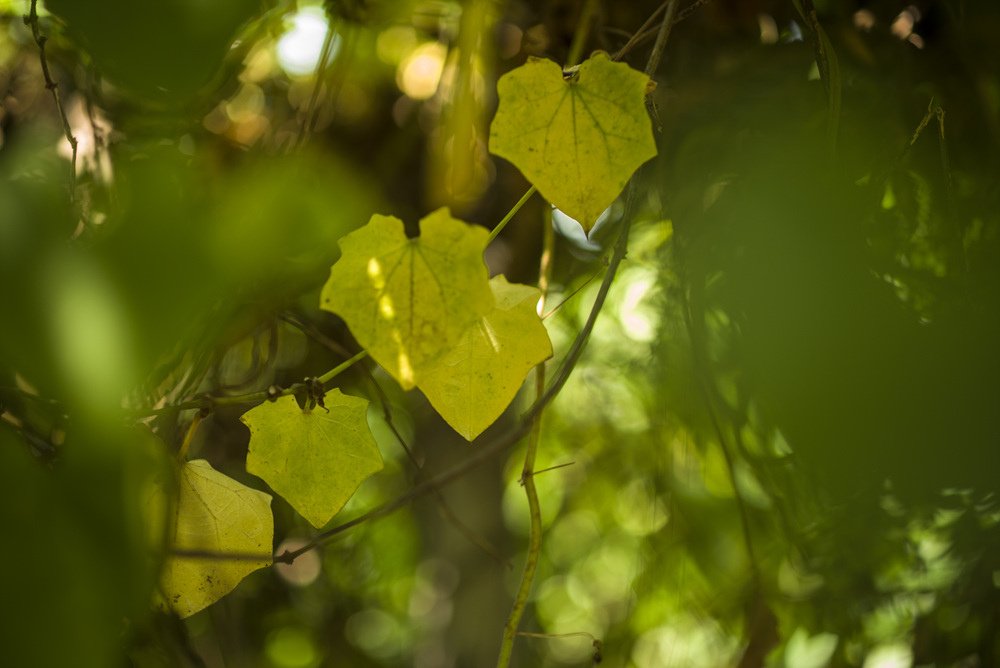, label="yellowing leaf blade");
[159,460,273,619]
[321,208,493,389]
[241,391,383,528]
[418,275,553,440]
[489,52,657,232]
